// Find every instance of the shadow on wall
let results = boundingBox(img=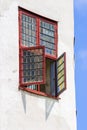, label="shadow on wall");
[21,90,58,120]
[21,91,26,113]
[45,99,56,120]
